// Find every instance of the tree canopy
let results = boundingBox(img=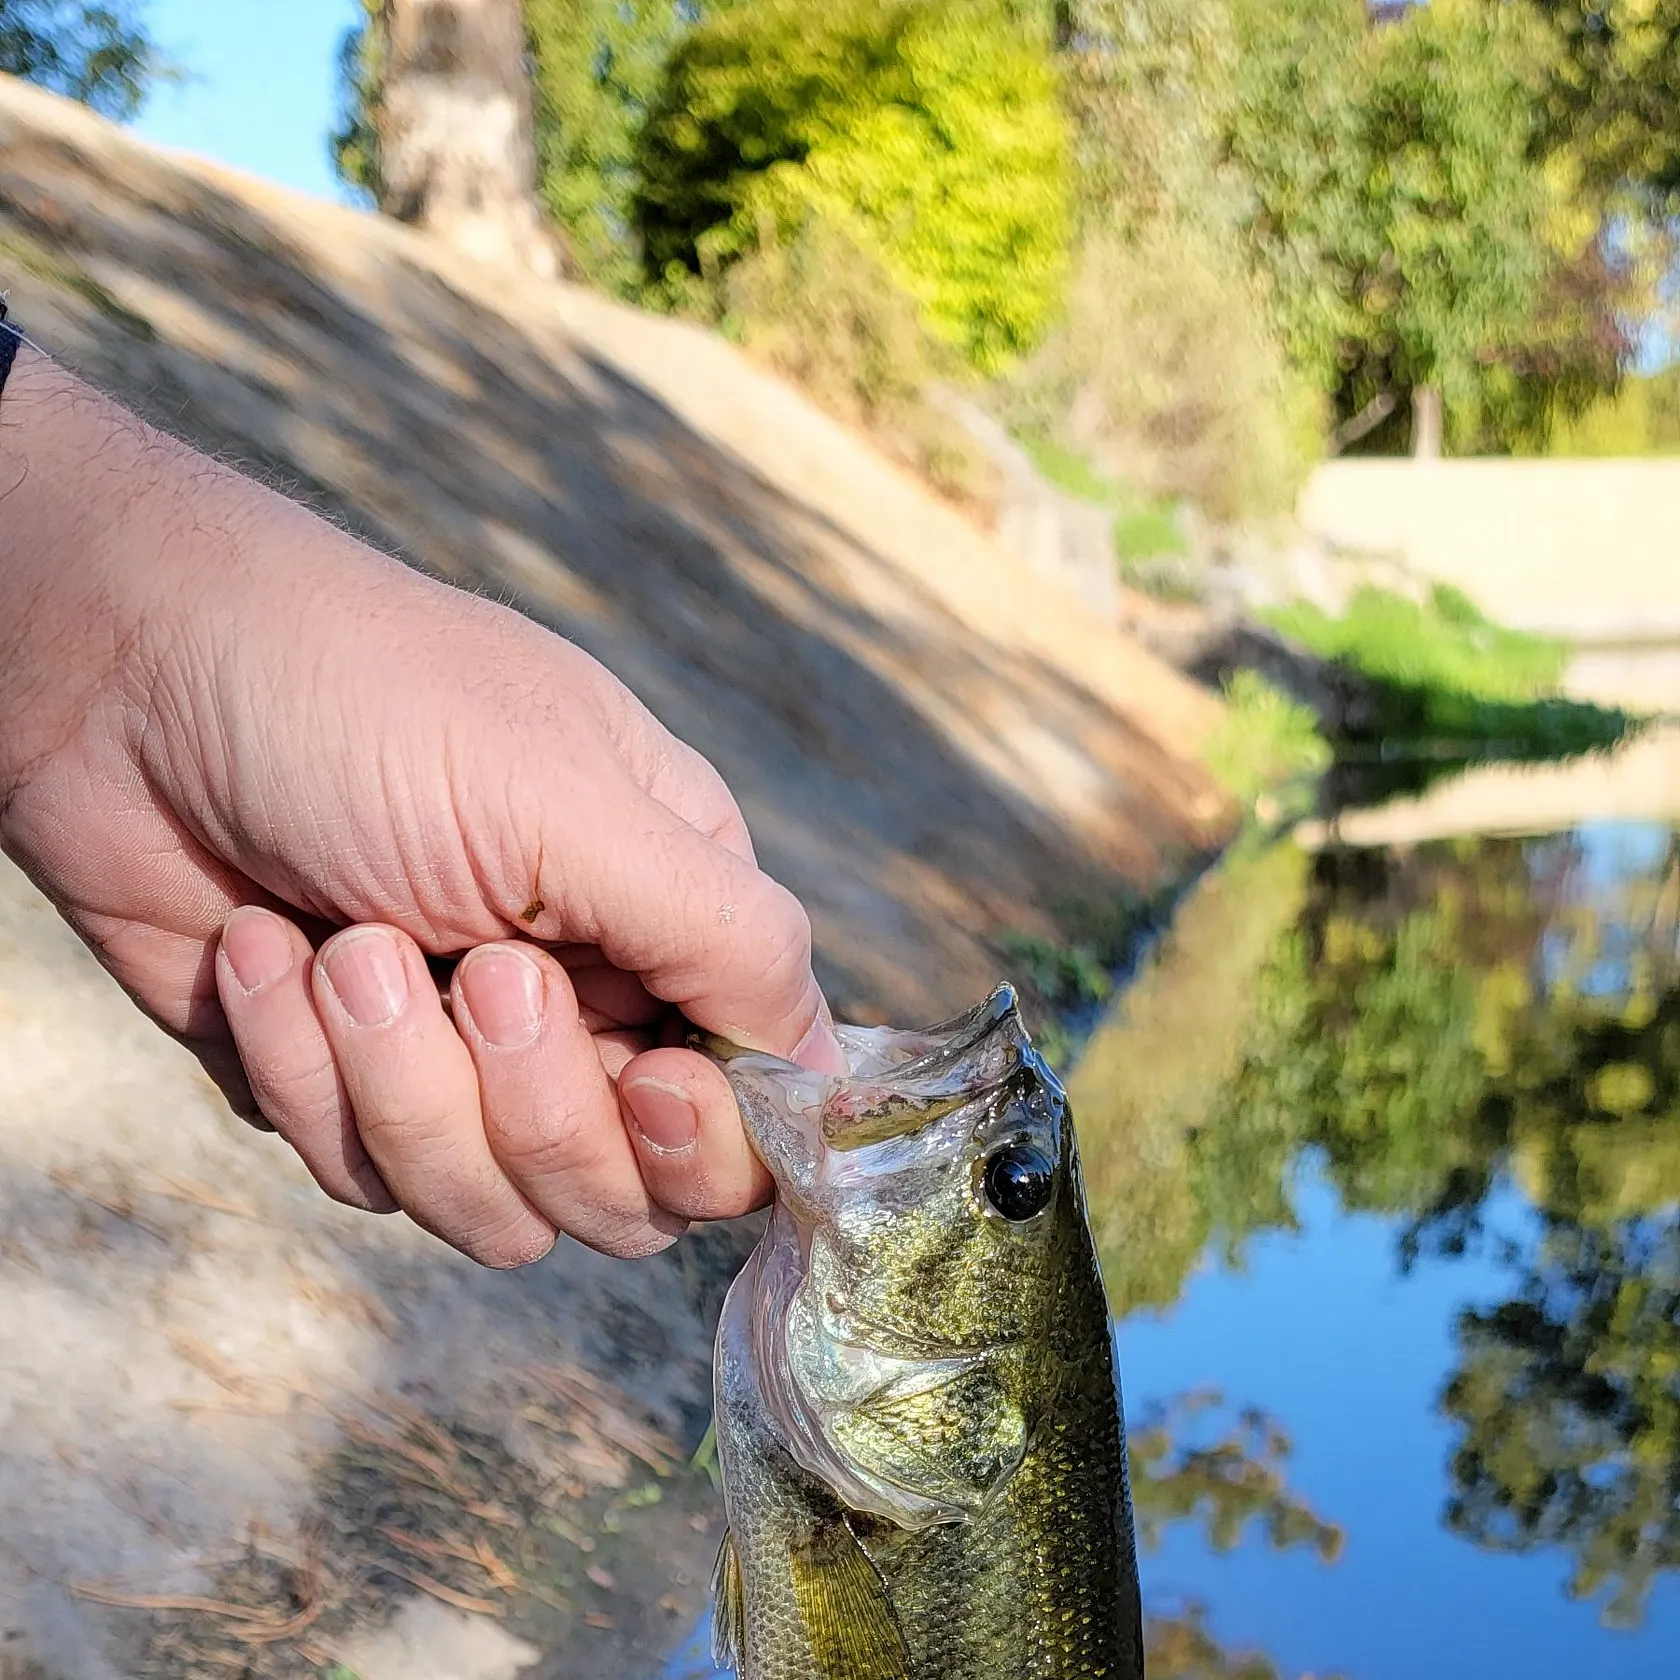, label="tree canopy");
[325,0,1678,466]
[1528,0,1680,206]
[525,0,690,292]
[633,0,1072,370]
[0,0,154,118]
